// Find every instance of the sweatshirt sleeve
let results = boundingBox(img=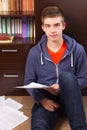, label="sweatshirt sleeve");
[76,46,87,88]
[24,48,45,103]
